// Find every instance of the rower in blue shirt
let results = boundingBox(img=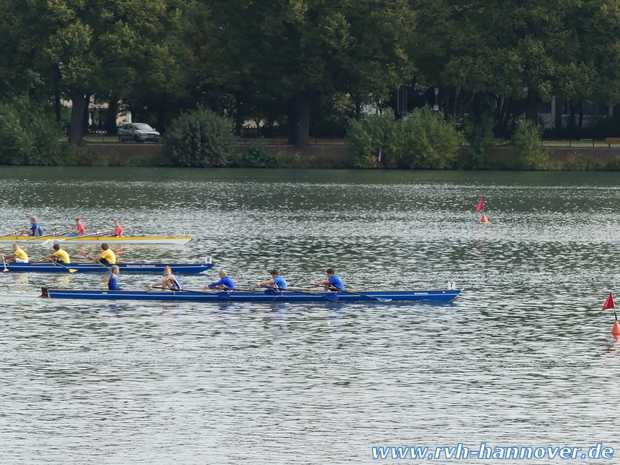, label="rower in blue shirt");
[108,265,123,290]
[256,268,288,290]
[311,267,345,290]
[207,269,235,290]
[22,216,43,236]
